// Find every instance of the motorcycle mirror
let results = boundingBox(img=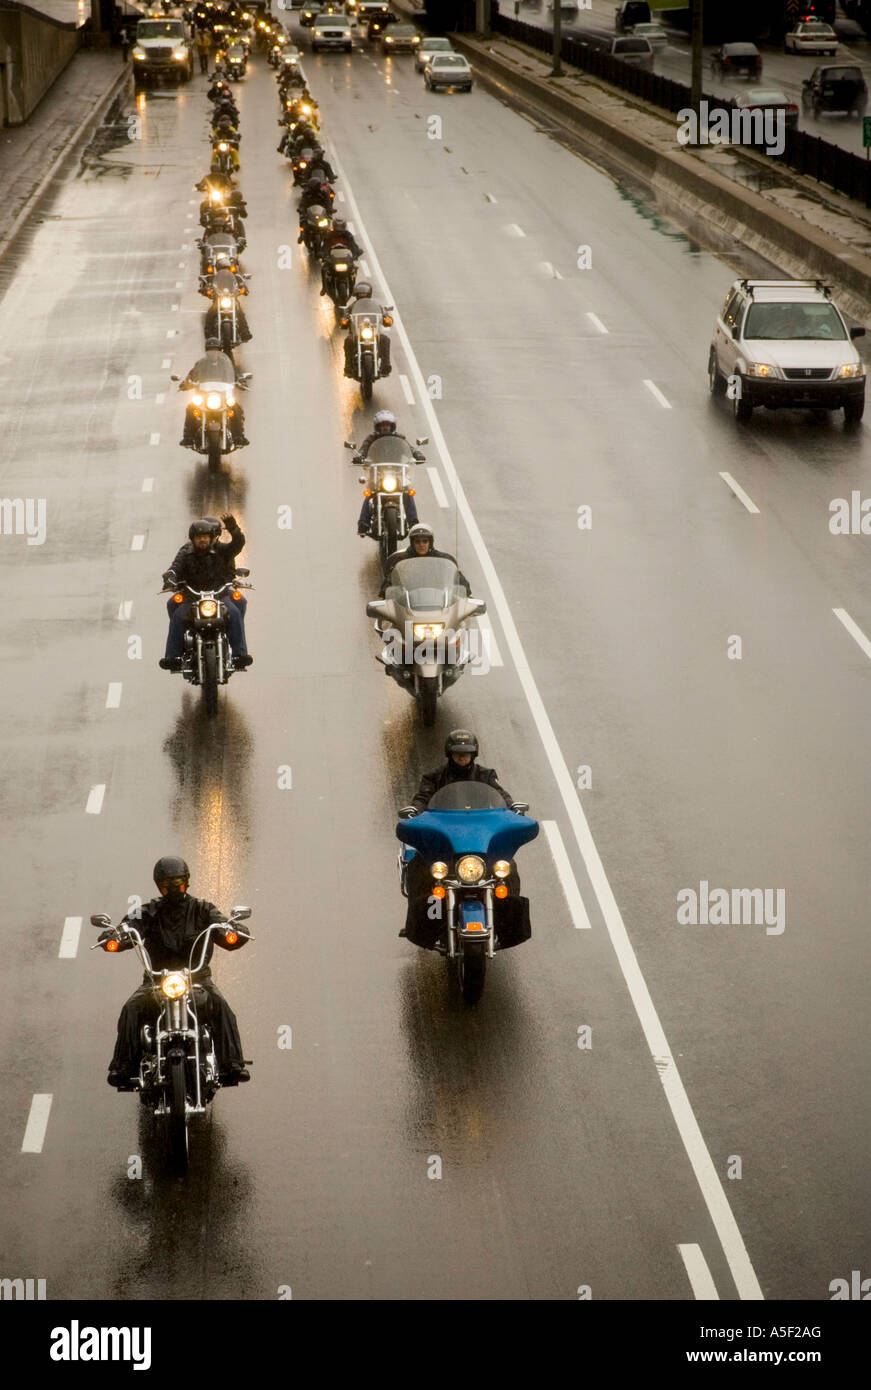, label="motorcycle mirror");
[366,600,387,619]
[344,440,356,450]
[512,803,530,815]
[170,374,180,381]
[90,913,112,928]
[231,906,252,920]
[416,437,429,446]
[358,475,366,483]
